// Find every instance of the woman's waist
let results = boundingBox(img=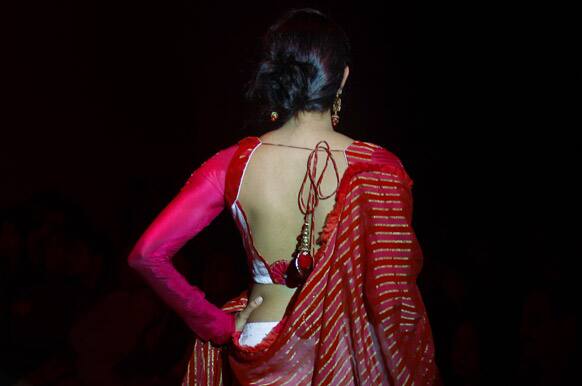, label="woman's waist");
[246,283,297,323]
